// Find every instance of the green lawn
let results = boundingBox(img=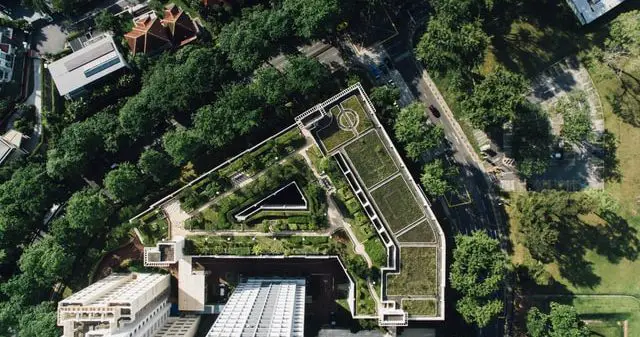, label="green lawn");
[402,299,437,317]
[344,131,398,188]
[370,175,424,233]
[317,114,356,152]
[340,94,373,133]
[387,247,438,296]
[363,238,387,268]
[397,220,436,243]
[587,322,623,337]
